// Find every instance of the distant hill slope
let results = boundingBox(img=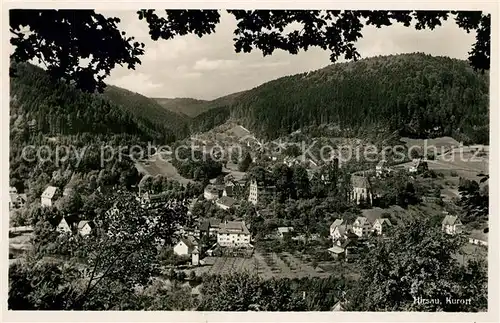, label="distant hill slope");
[102,85,190,141]
[189,53,490,144]
[10,63,189,143]
[153,97,209,117]
[154,91,246,118]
